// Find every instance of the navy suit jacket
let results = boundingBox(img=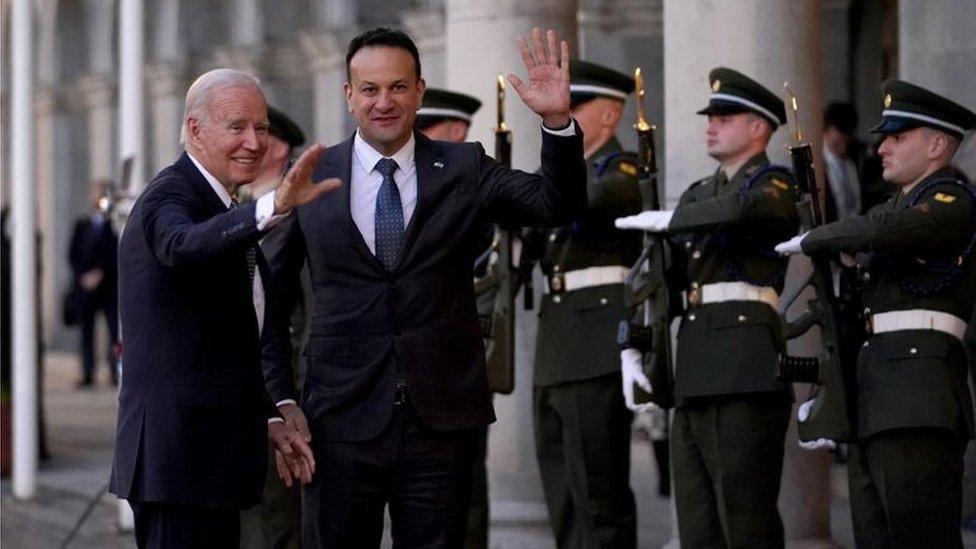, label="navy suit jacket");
[110,153,274,510]
[262,127,587,441]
